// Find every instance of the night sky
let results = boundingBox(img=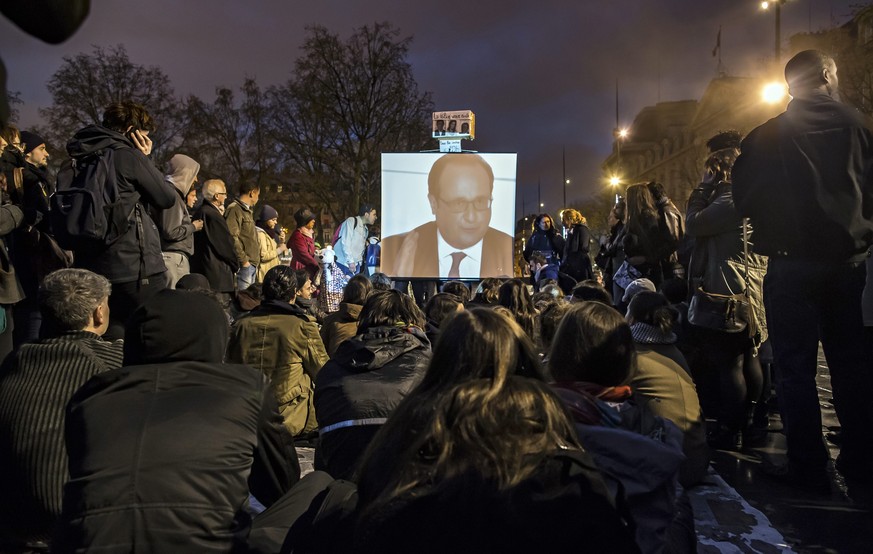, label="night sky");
[0,0,860,216]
